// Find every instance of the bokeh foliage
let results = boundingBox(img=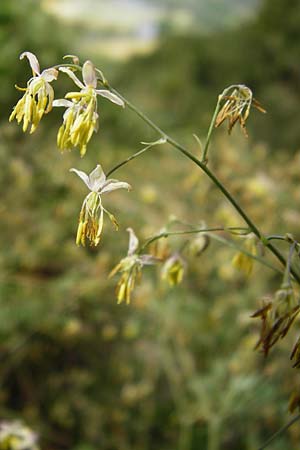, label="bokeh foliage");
[112,0,300,151]
[1,0,300,449]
